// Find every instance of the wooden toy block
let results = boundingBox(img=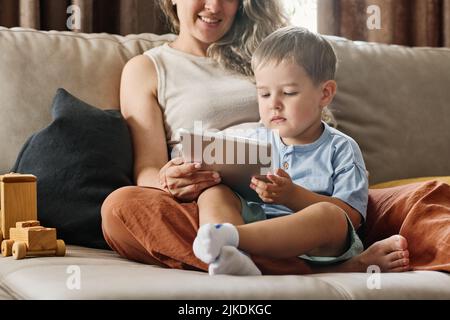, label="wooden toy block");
[16,221,40,228]
[0,173,38,240]
[1,220,65,259]
[0,173,65,260]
